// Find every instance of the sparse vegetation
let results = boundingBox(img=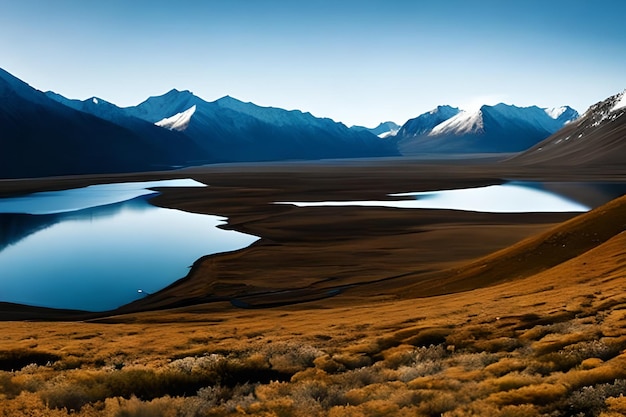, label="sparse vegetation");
[2,290,626,417]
